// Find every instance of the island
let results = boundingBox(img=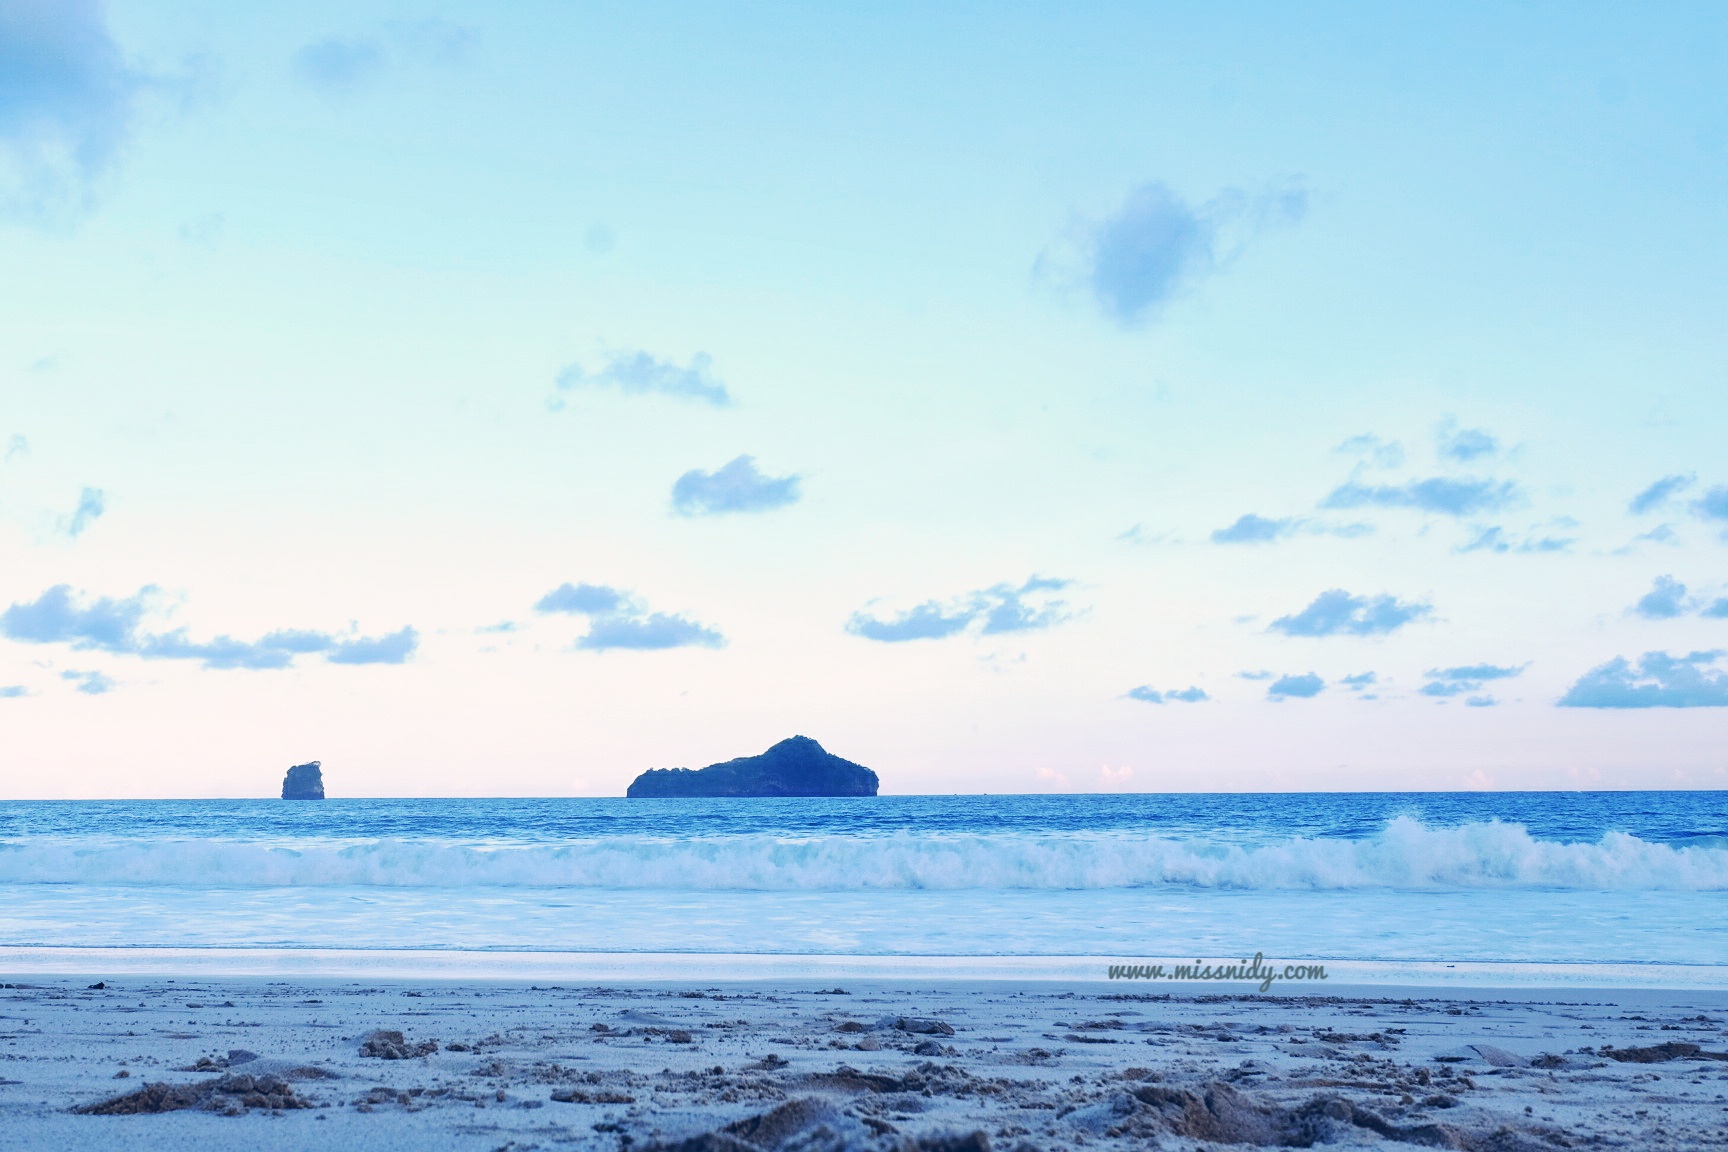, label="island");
[281,761,325,800]
[626,736,878,797]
